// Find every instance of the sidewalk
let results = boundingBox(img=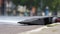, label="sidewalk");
[19,23,60,34]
